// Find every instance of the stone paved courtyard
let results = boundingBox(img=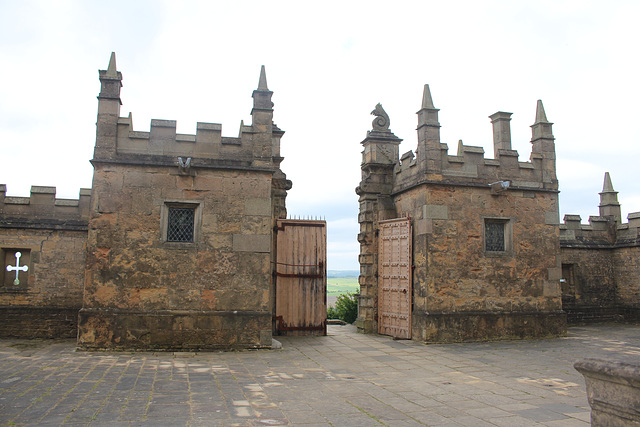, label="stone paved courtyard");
[1,323,639,426]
